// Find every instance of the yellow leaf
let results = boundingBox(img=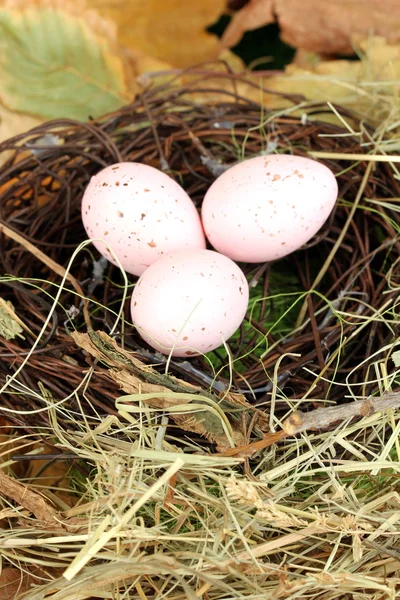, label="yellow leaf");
[87,0,227,68]
[148,35,399,131]
[262,61,363,107]
[0,103,42,143]
[0,101,43,167]
[239,36,400,126]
